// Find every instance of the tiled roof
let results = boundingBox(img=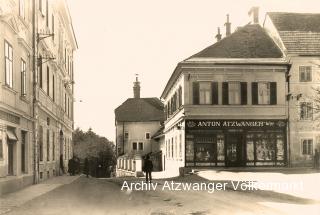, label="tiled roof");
[267,12,320,55]
[267,12,320,32]
[115,98,164,122]
[188,24,283,59]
